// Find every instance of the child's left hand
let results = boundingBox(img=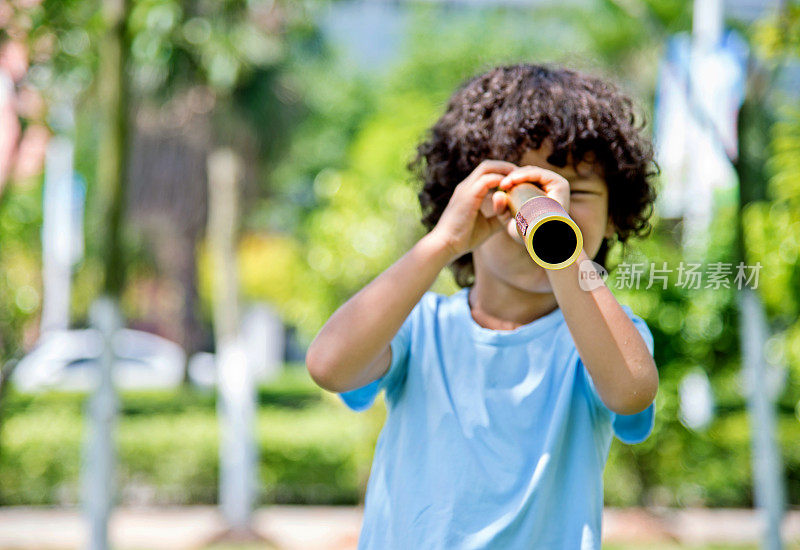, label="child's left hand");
[497,166,571,213]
